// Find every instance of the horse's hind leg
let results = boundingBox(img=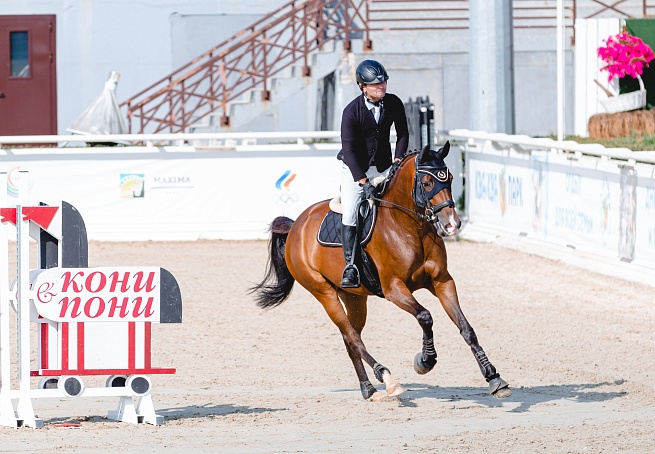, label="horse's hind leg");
[338,290,405,400]
[431,278,512,398]
[307,282,402,400]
